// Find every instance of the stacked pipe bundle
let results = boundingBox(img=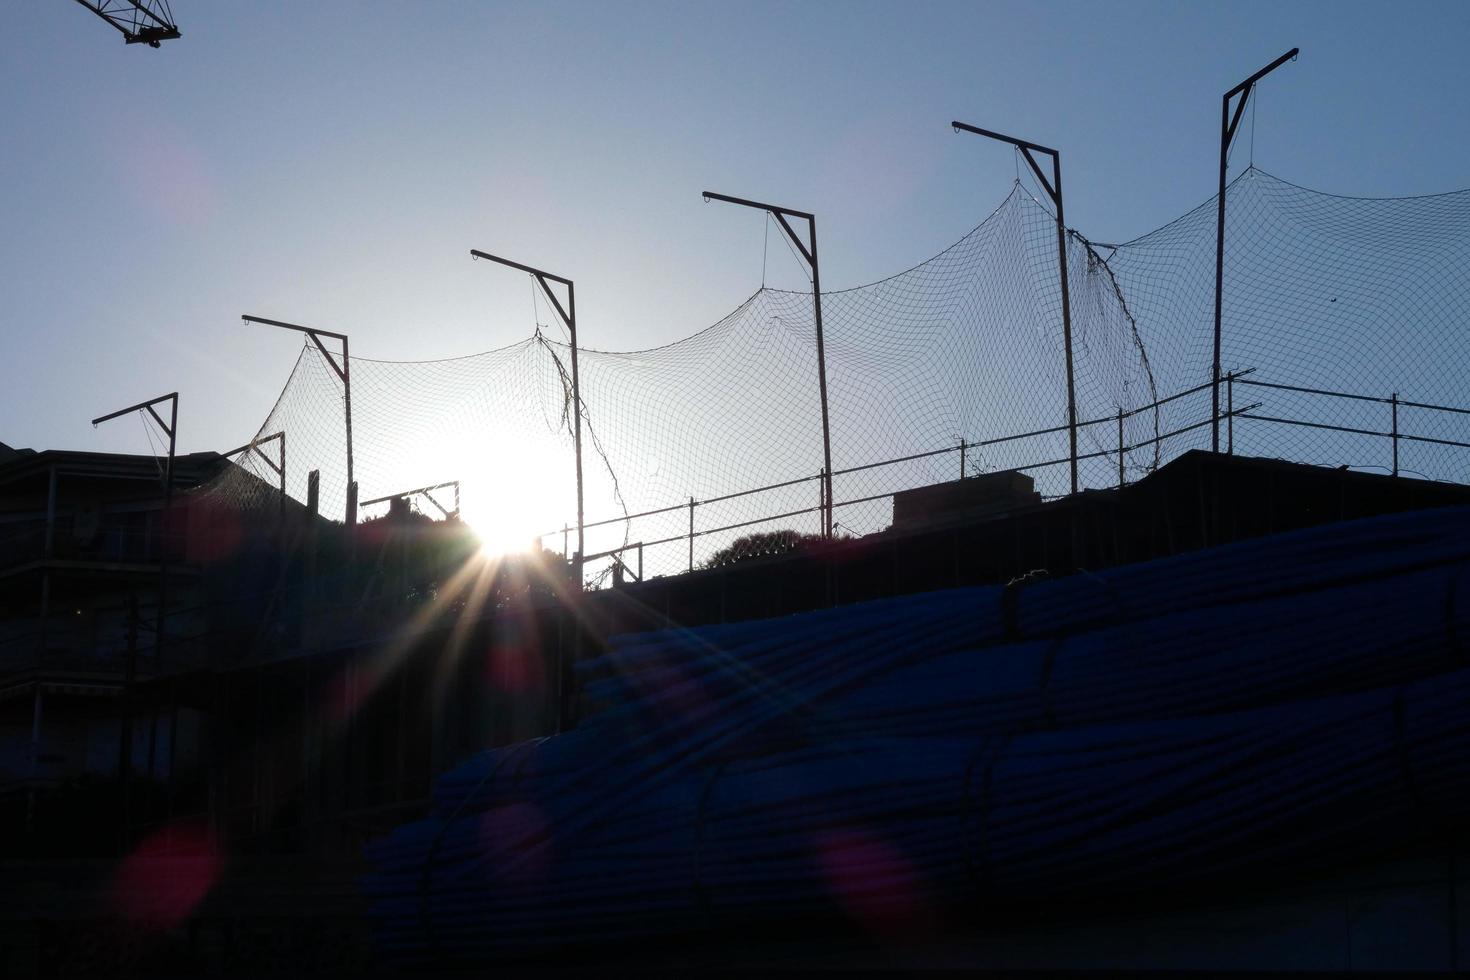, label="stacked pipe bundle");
[366,507,1470,964]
